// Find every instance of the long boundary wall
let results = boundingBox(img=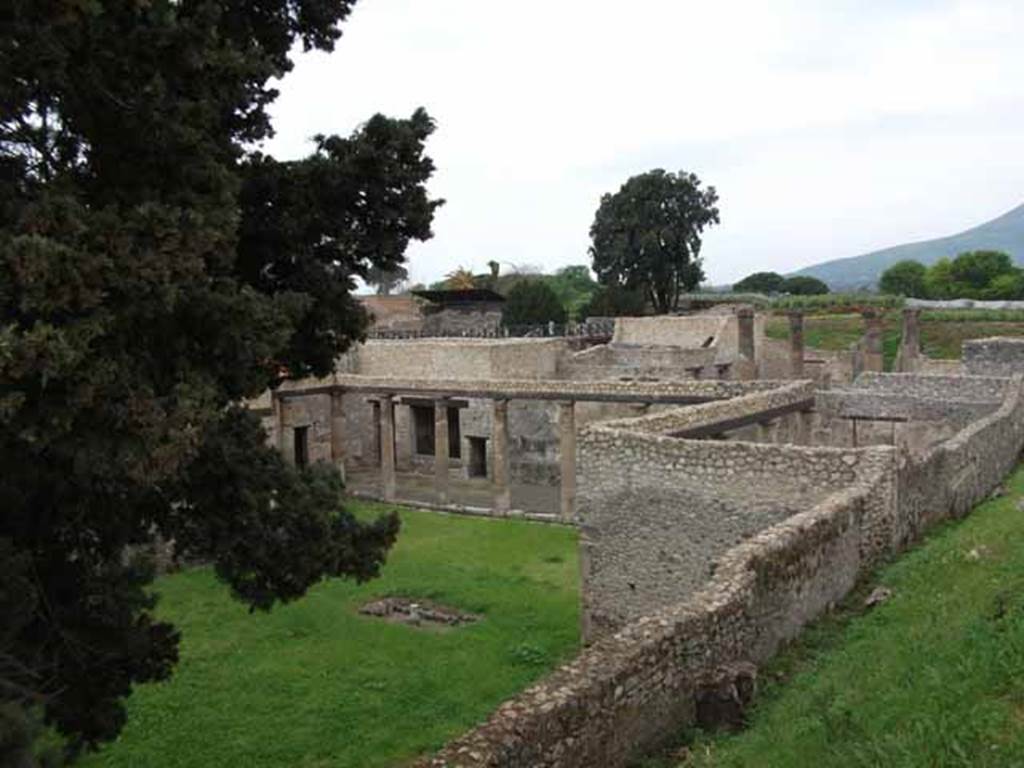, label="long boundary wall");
[418,374,1024,768]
